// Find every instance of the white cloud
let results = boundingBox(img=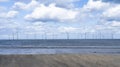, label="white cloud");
[110,21,120,27]
[58,26,79,33]
[7,10,18,18]
[0,19,22,34]
[13,0,39,10]
[37,0,79,3]
[24,3,78,22]
[0,13,6,18]
[102,5,120,21]
[83,0,110,11]
[25,22,45,32]
[0,10,18,18]
[58,26,97,33]
[79,0,120,33]
[92,20,120,34]
[0,6,6,12]
[12,0,80,11]
[1,0,120,37]
[71,0,110,25]
[37,0,80,8]
[12,2,26,9]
